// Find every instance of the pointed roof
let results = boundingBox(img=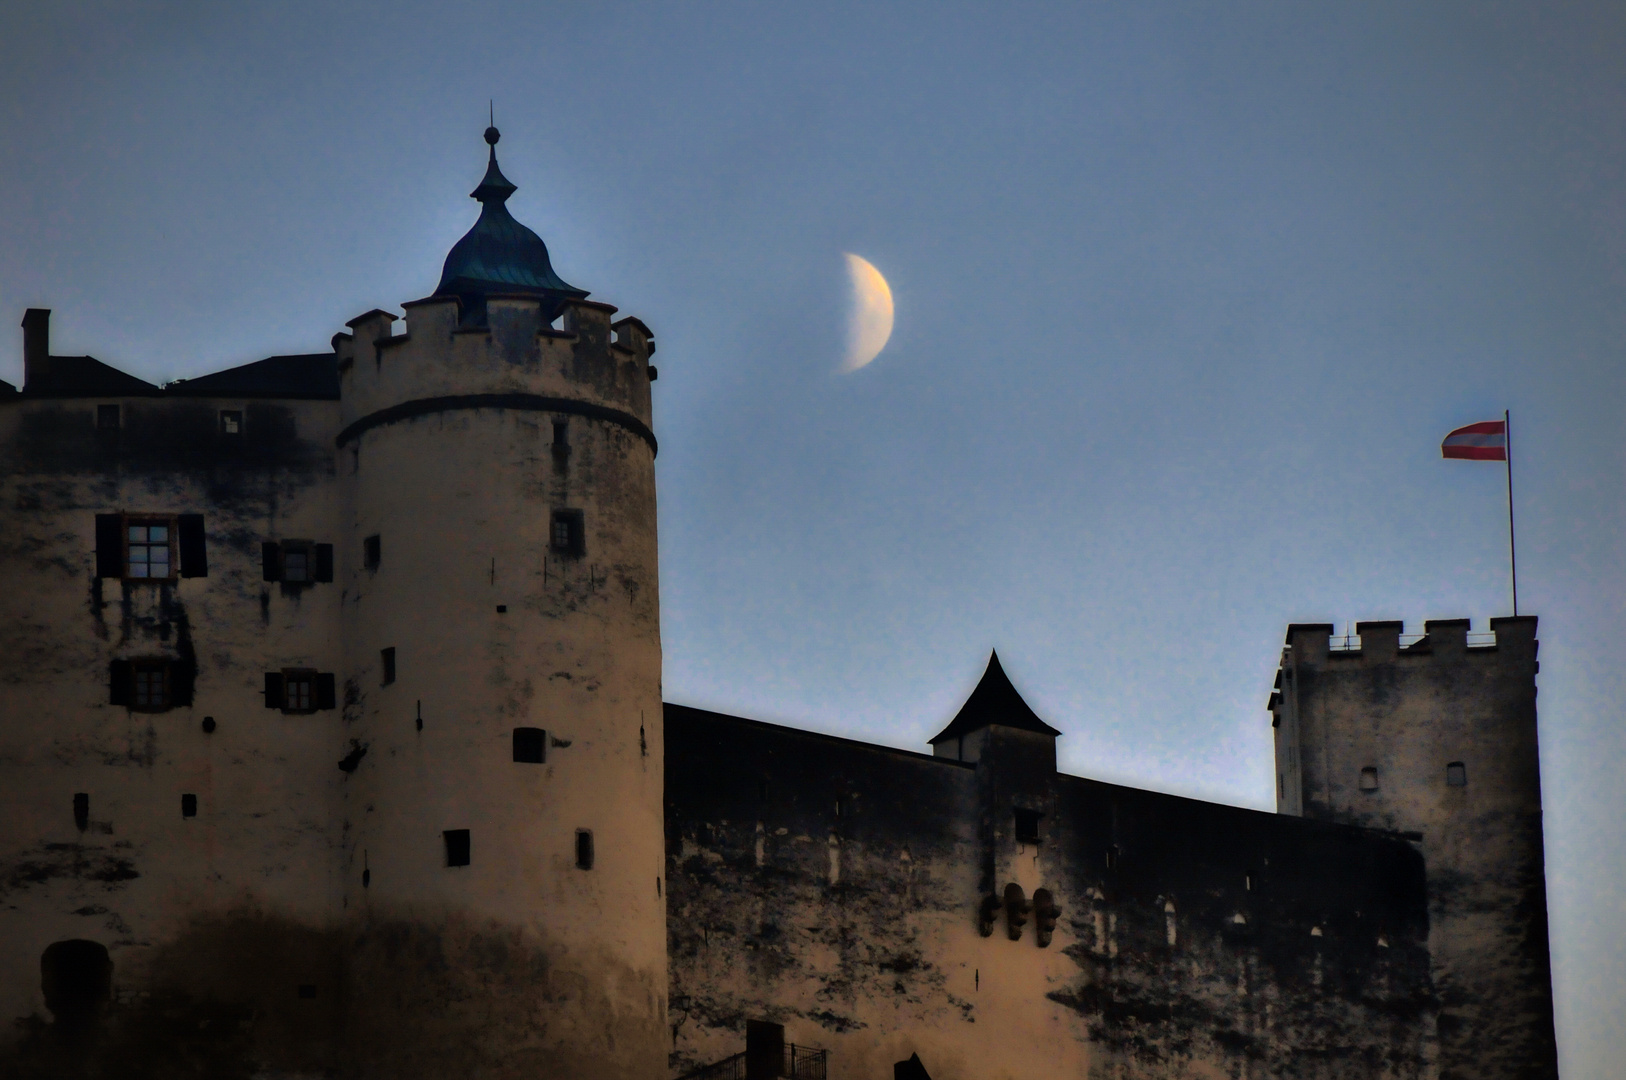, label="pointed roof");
[434,125,586,325]
[930,651,1062,744]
